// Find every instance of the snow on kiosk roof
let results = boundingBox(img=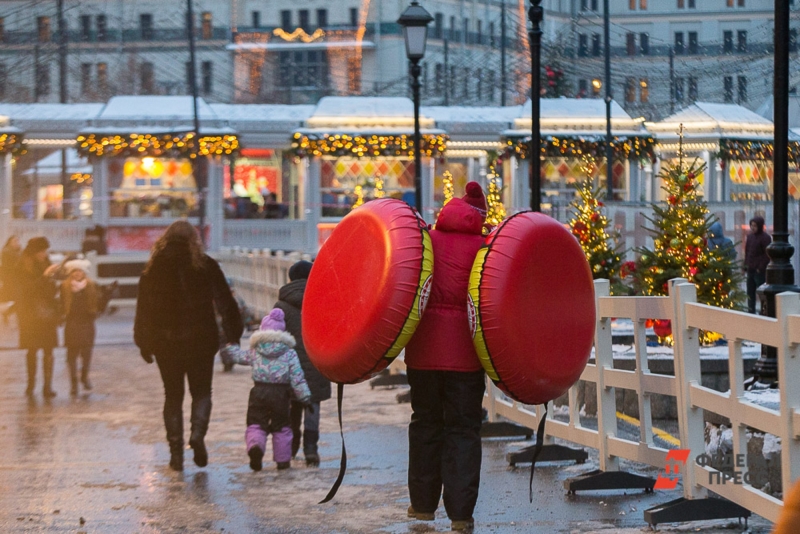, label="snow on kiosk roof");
[646,102,774,140]
[506,98,647,137]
